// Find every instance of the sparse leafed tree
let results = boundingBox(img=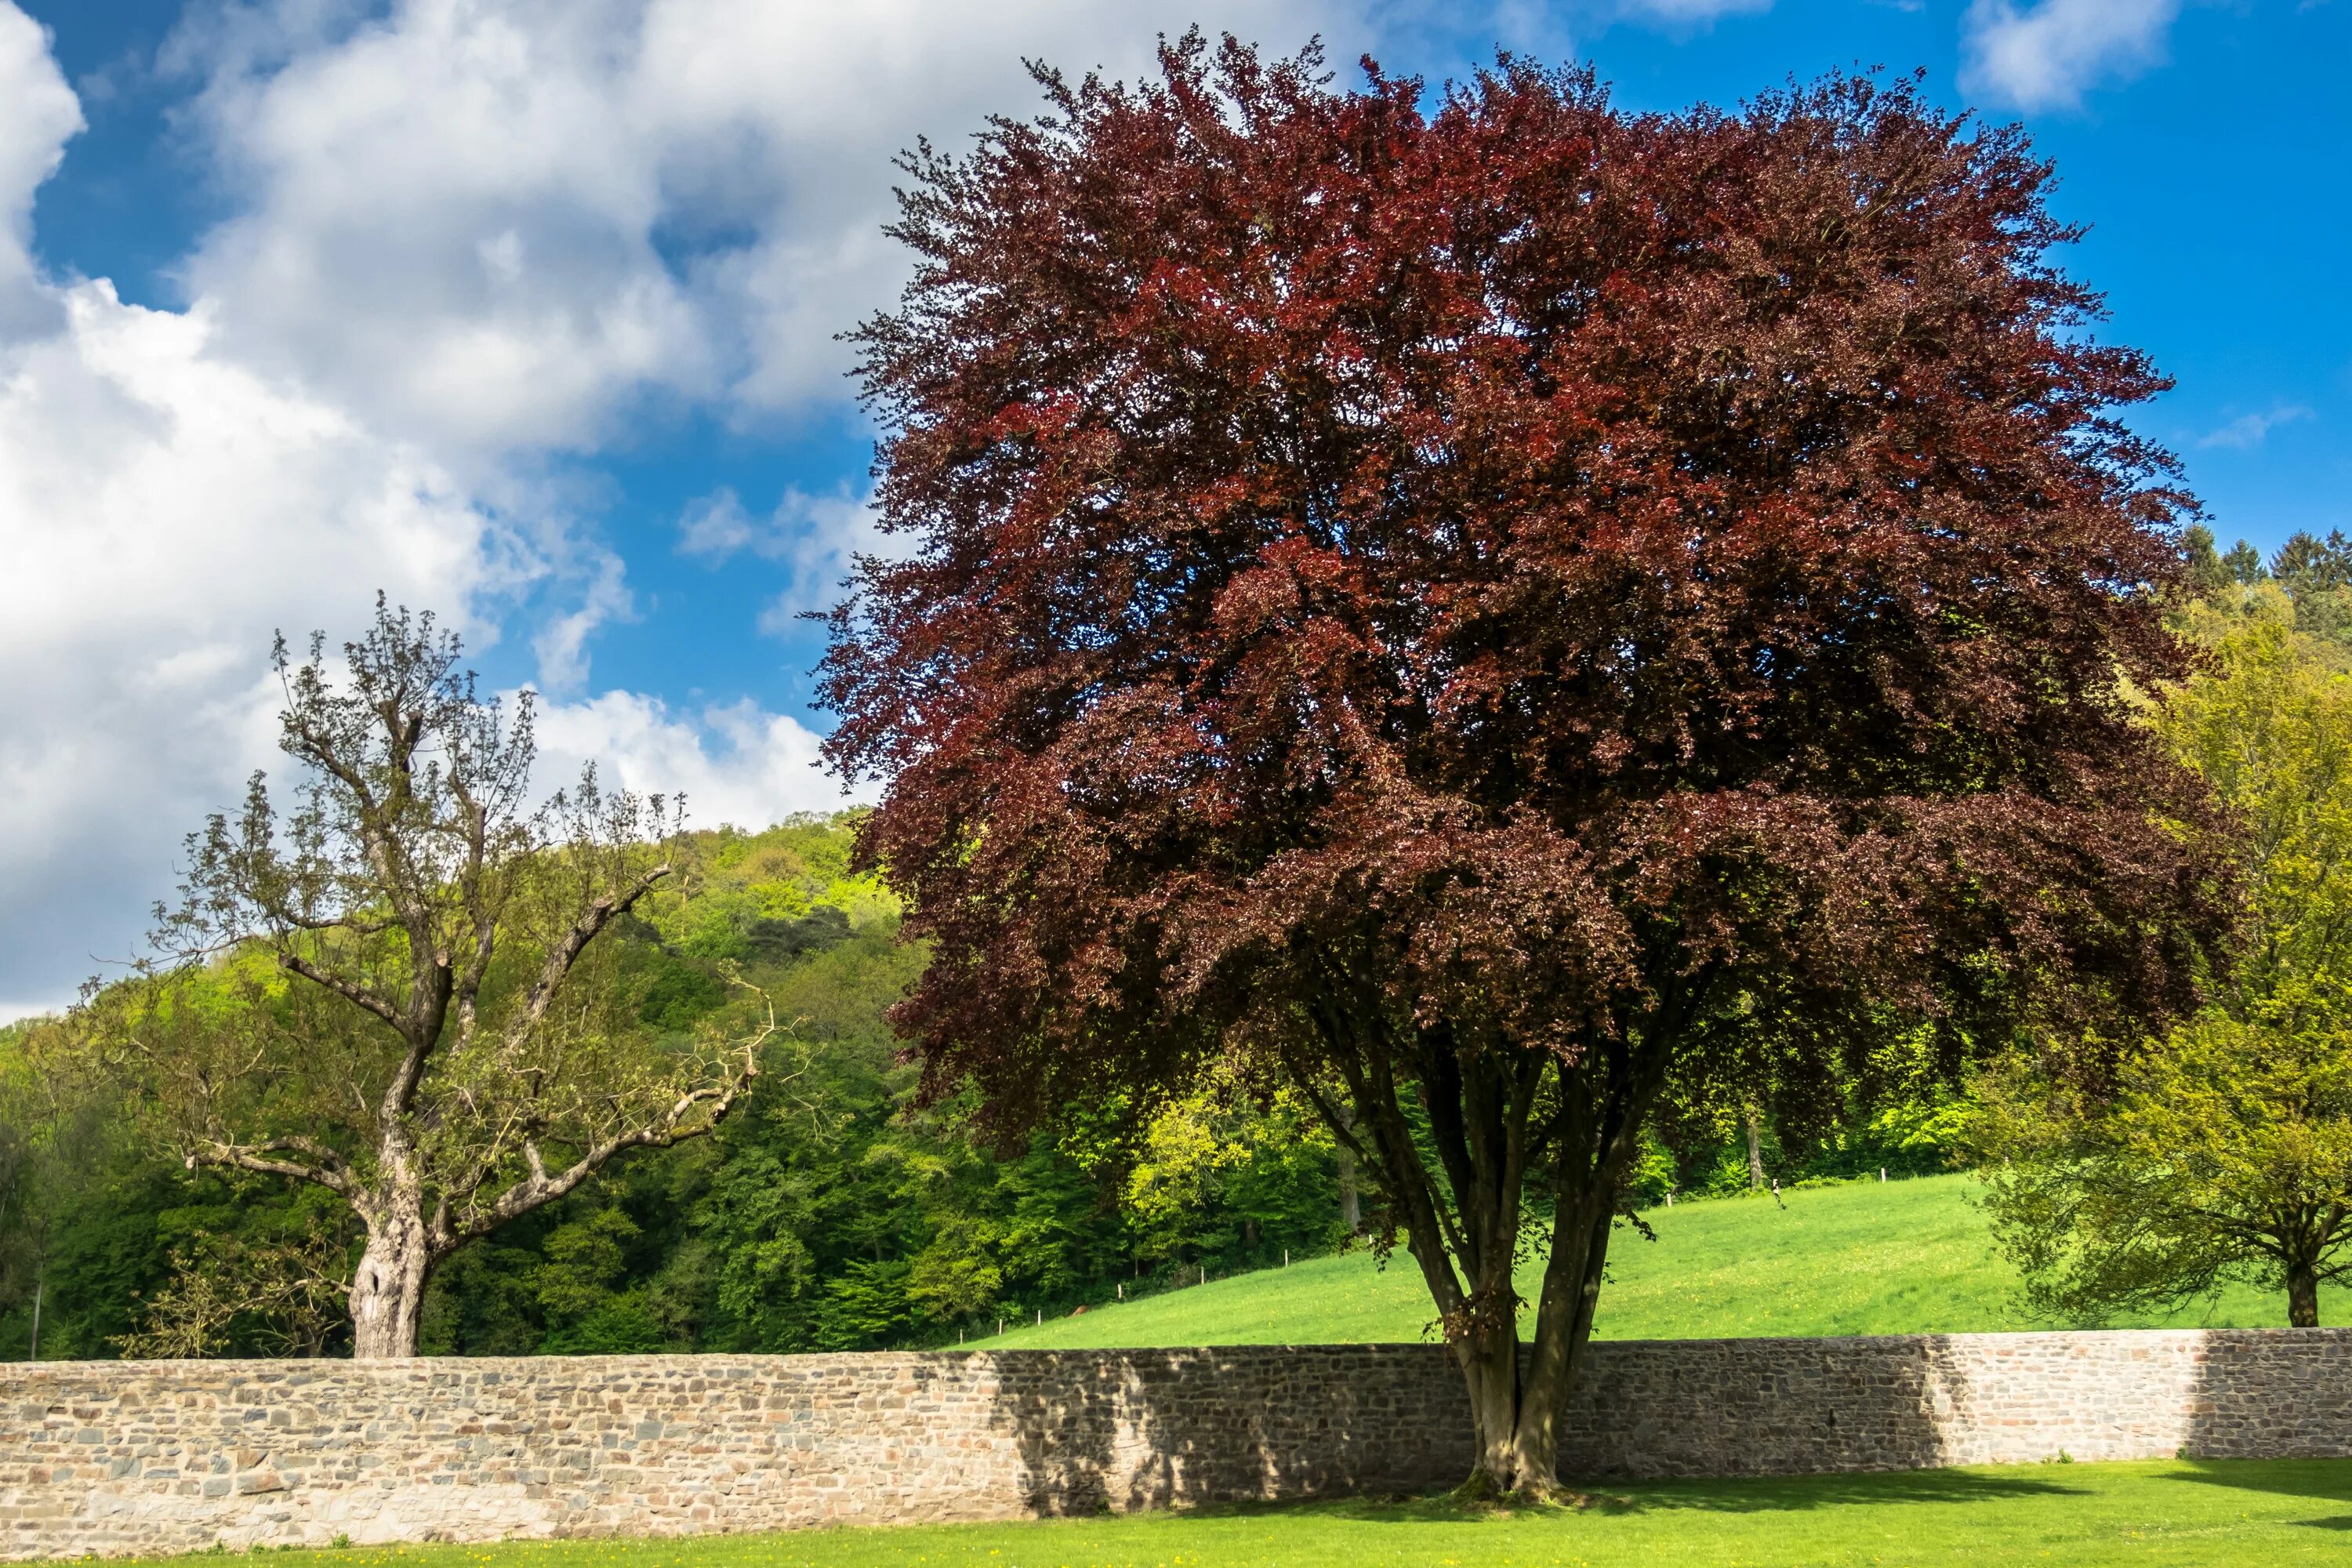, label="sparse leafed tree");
[821,42,2236,1494]
[115,1220,356,1359]
[1979,619,2352,1327]
[100,600,766,1358]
